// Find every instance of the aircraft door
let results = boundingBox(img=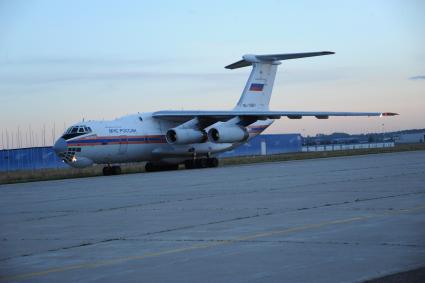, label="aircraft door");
[118,136,128,154]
